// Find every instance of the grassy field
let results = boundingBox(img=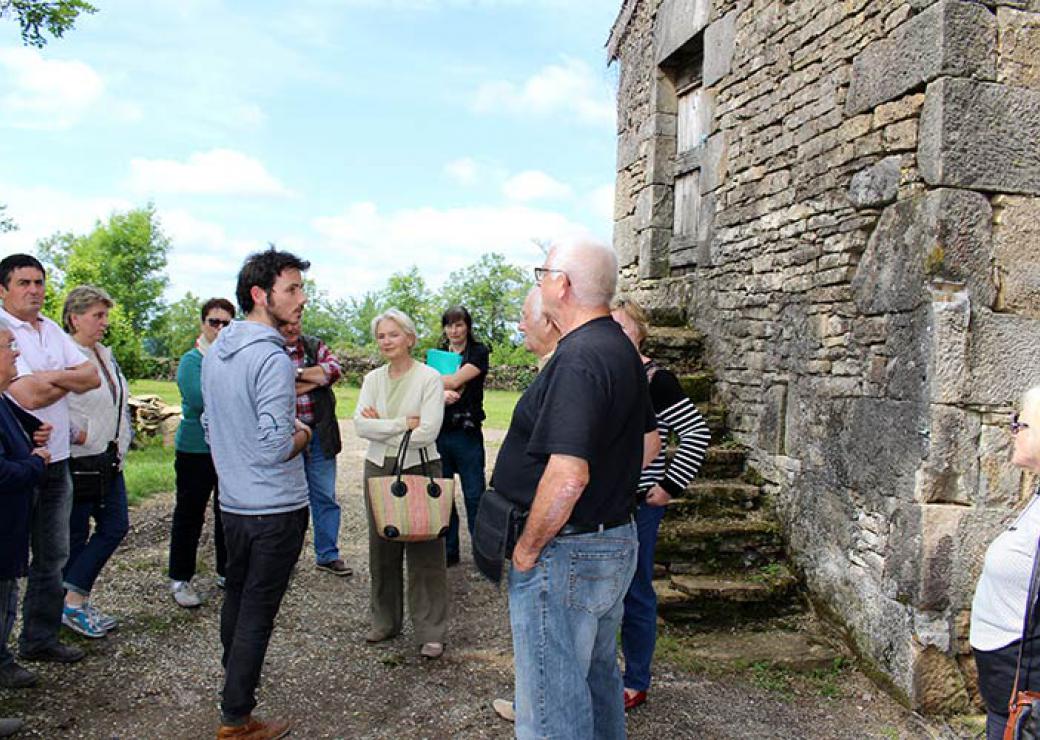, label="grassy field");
[124,379,520,502]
